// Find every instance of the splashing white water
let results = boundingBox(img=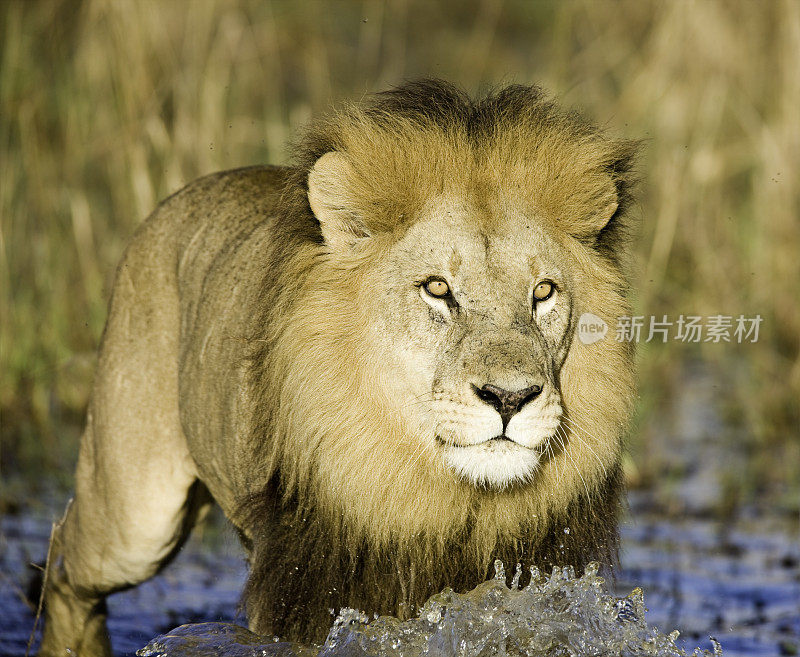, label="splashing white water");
[138,562,723,657]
